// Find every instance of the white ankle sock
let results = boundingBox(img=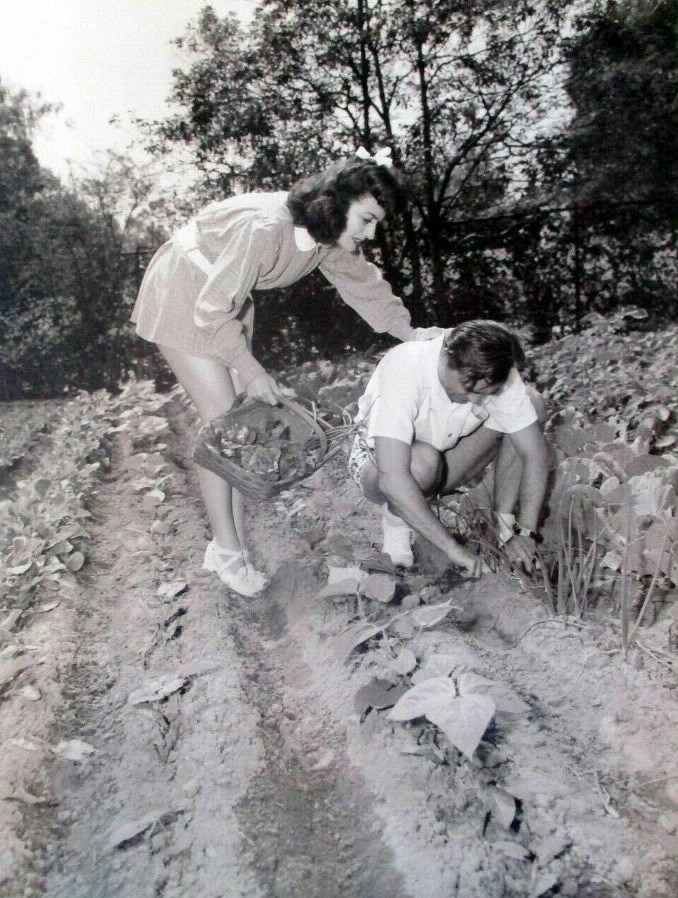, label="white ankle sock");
[381,505,414,567]
[494,511,516,546]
